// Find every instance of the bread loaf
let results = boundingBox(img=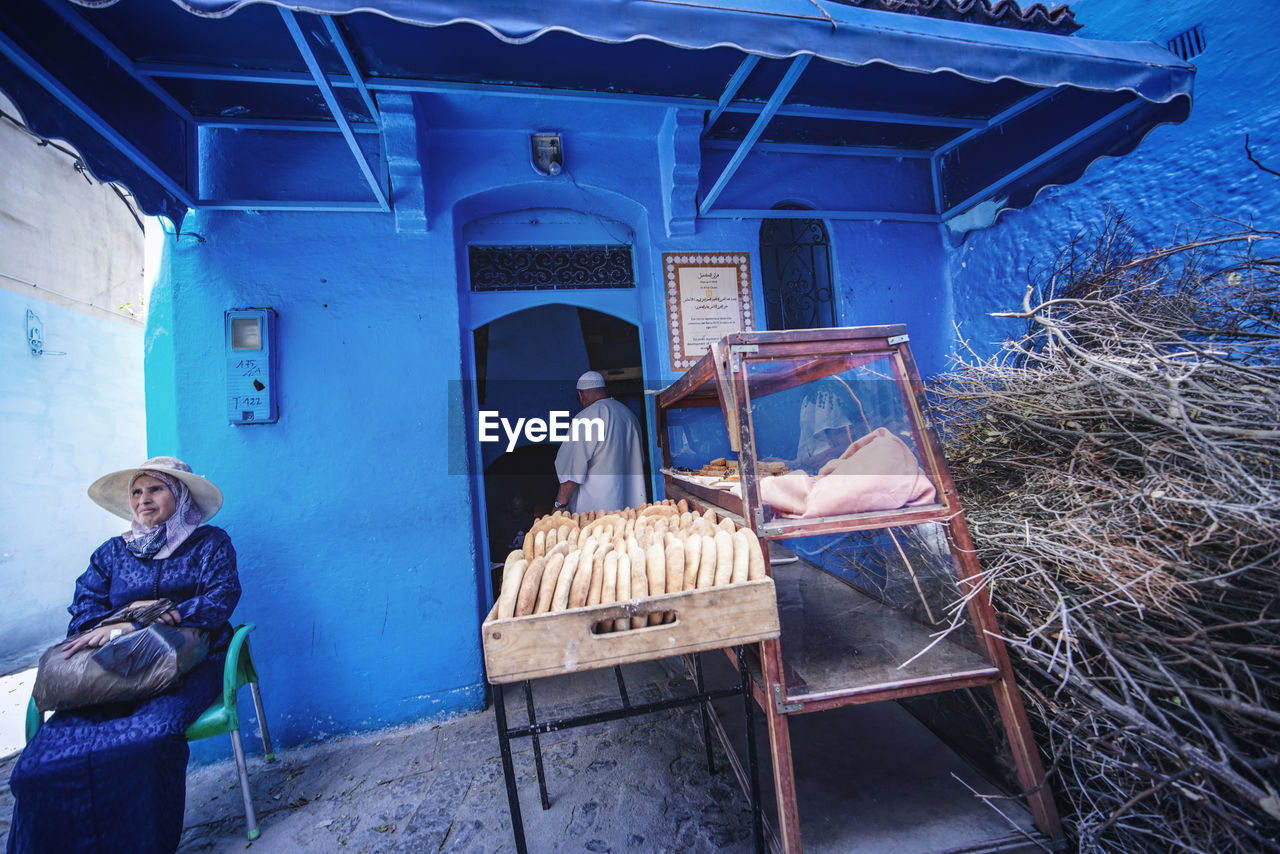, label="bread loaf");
[532,517,556,544]
[515,556,546,617]
[583,514,620,542]
[535,552,564,613]
[628,546,648,629]
[664,538,684,596]
[713,530,734,586]
[602,549,619,603]
[645,541,665,626]
[570,537,598,609]
[588,542,610,606]
[496,557,527,619]
[533,530,546,558]
[551,551,581,611]
[696,534,717,588]
[743,527,766,580]
[634,525,653,551]
[614,553,631,631]
[730,530,750,585]
[683,532,702,589]
[663,538,684,624]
